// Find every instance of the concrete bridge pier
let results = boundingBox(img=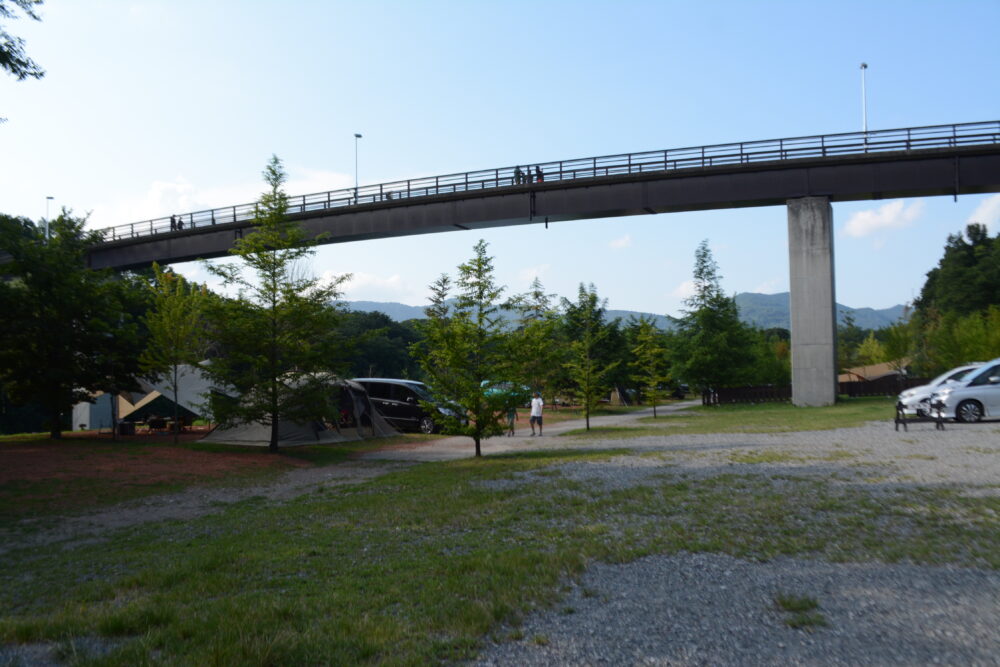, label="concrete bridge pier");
[787,196,837,407]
